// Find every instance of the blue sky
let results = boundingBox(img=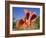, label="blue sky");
[12,7,40,21]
